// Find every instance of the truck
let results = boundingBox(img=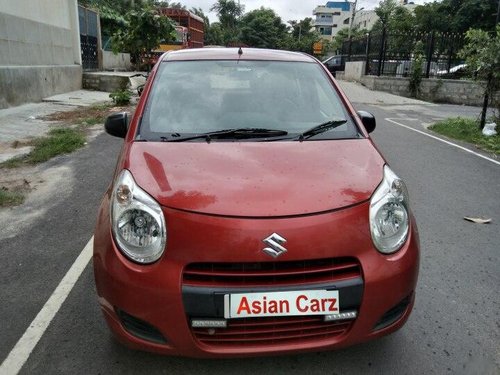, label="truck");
[156,8,204,52]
